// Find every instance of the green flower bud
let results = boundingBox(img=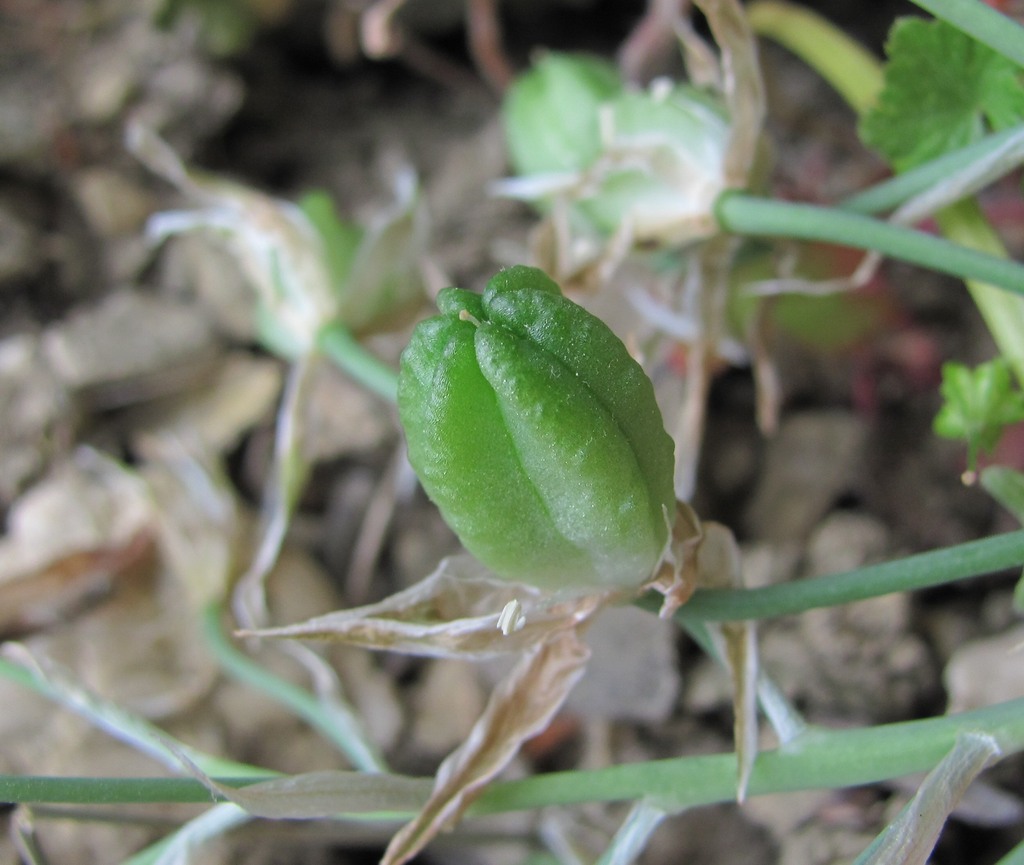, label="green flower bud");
[397,265,675,591]
[500,53,730,247]
[503,53,622,176]
[578,84,730,243]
